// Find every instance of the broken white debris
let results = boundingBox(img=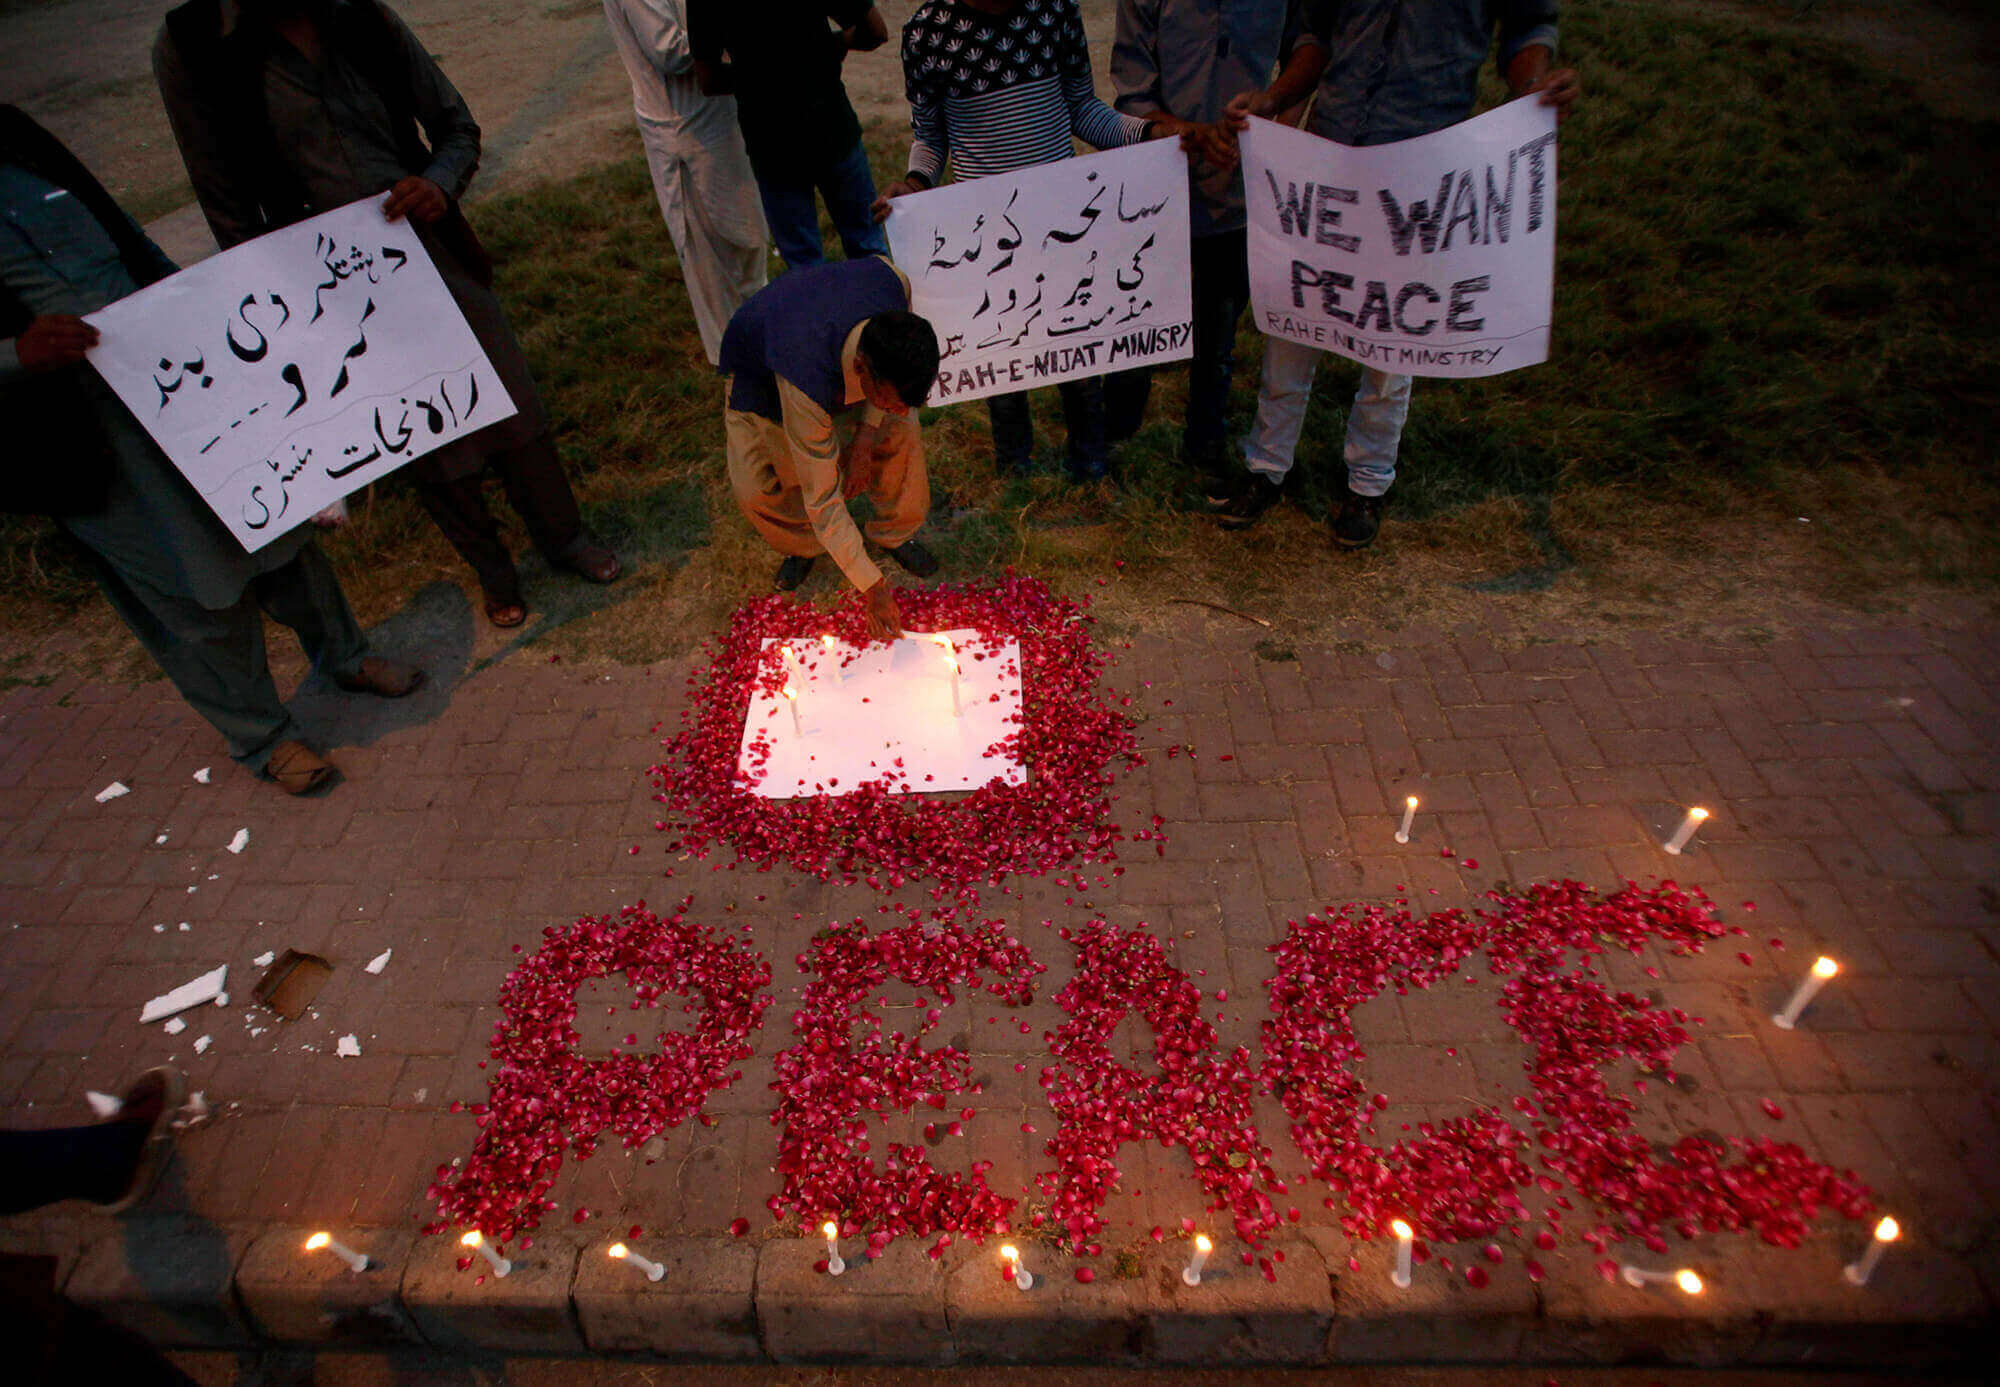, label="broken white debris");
[152,924,164,933]
[213,992,229,1007]
[252,950,275,967]
[226,829,249,854]
[336,1034,361,1058]
[139,964,227,1023]
[95,782,130,803]
[364,948,392,975]
[177,922,190,932]
[162,1017,187,1035]
[156,834,170,845]
[193,1035,212,1055]
[193,767,211,784]
[85,1090,122,1119]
